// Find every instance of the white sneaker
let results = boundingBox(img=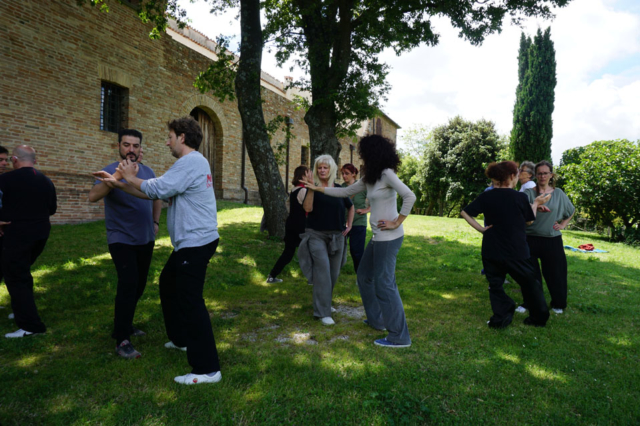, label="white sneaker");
[331,307,337,313]
[515,306,527,314]
[174,371,221,385]
[8,313,14,320]
[320,317,335,326]
[5,329,41,338]
[164,341,187,352]
[552,308,564,314]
